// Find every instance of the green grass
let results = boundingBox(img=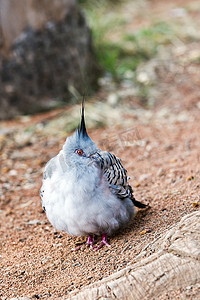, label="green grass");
[124,22,173,55]
[94,22,173,81]
[80,0,174,82]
